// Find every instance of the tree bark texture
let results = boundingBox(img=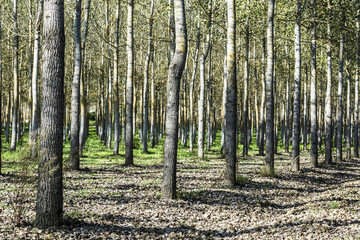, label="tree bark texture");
[162,0,187,199]
[125,0,134,166]
[35,0,65,227]
[265,0,275,174]
[292,0,301,172]
[224,0,237,186]
[70,0,81,170]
